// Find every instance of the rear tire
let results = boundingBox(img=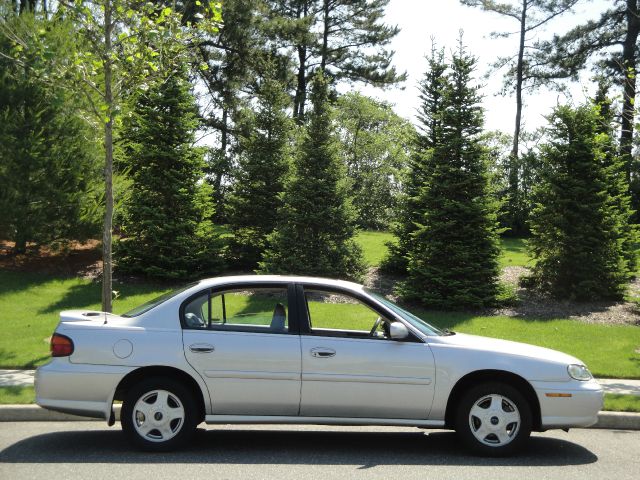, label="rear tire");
[455,382,532,456]
[121,377,198,452]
